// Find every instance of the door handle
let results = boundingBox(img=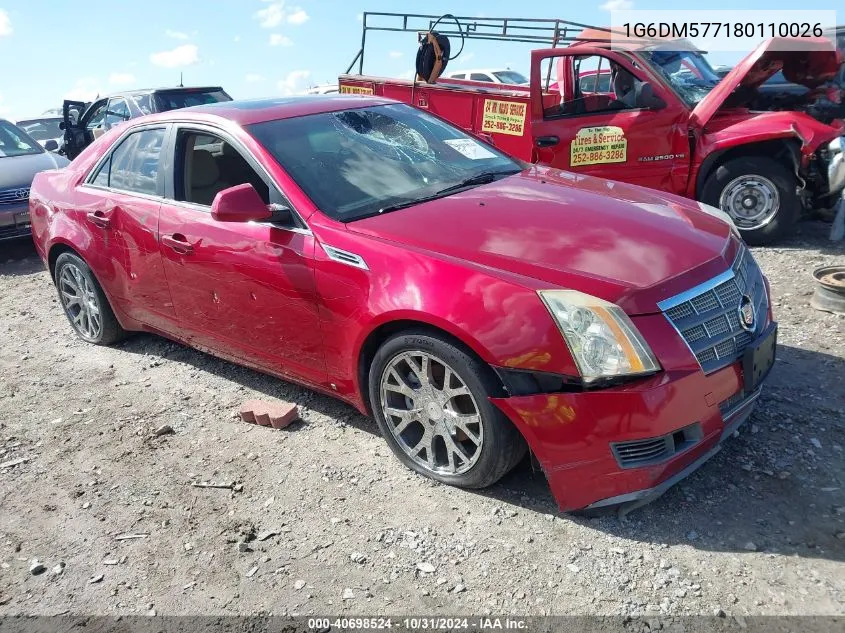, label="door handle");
[86,211,110,228]
[161,233,194,255]
[535,135,560,148]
